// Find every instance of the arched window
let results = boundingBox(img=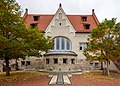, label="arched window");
[51,37,71,51]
